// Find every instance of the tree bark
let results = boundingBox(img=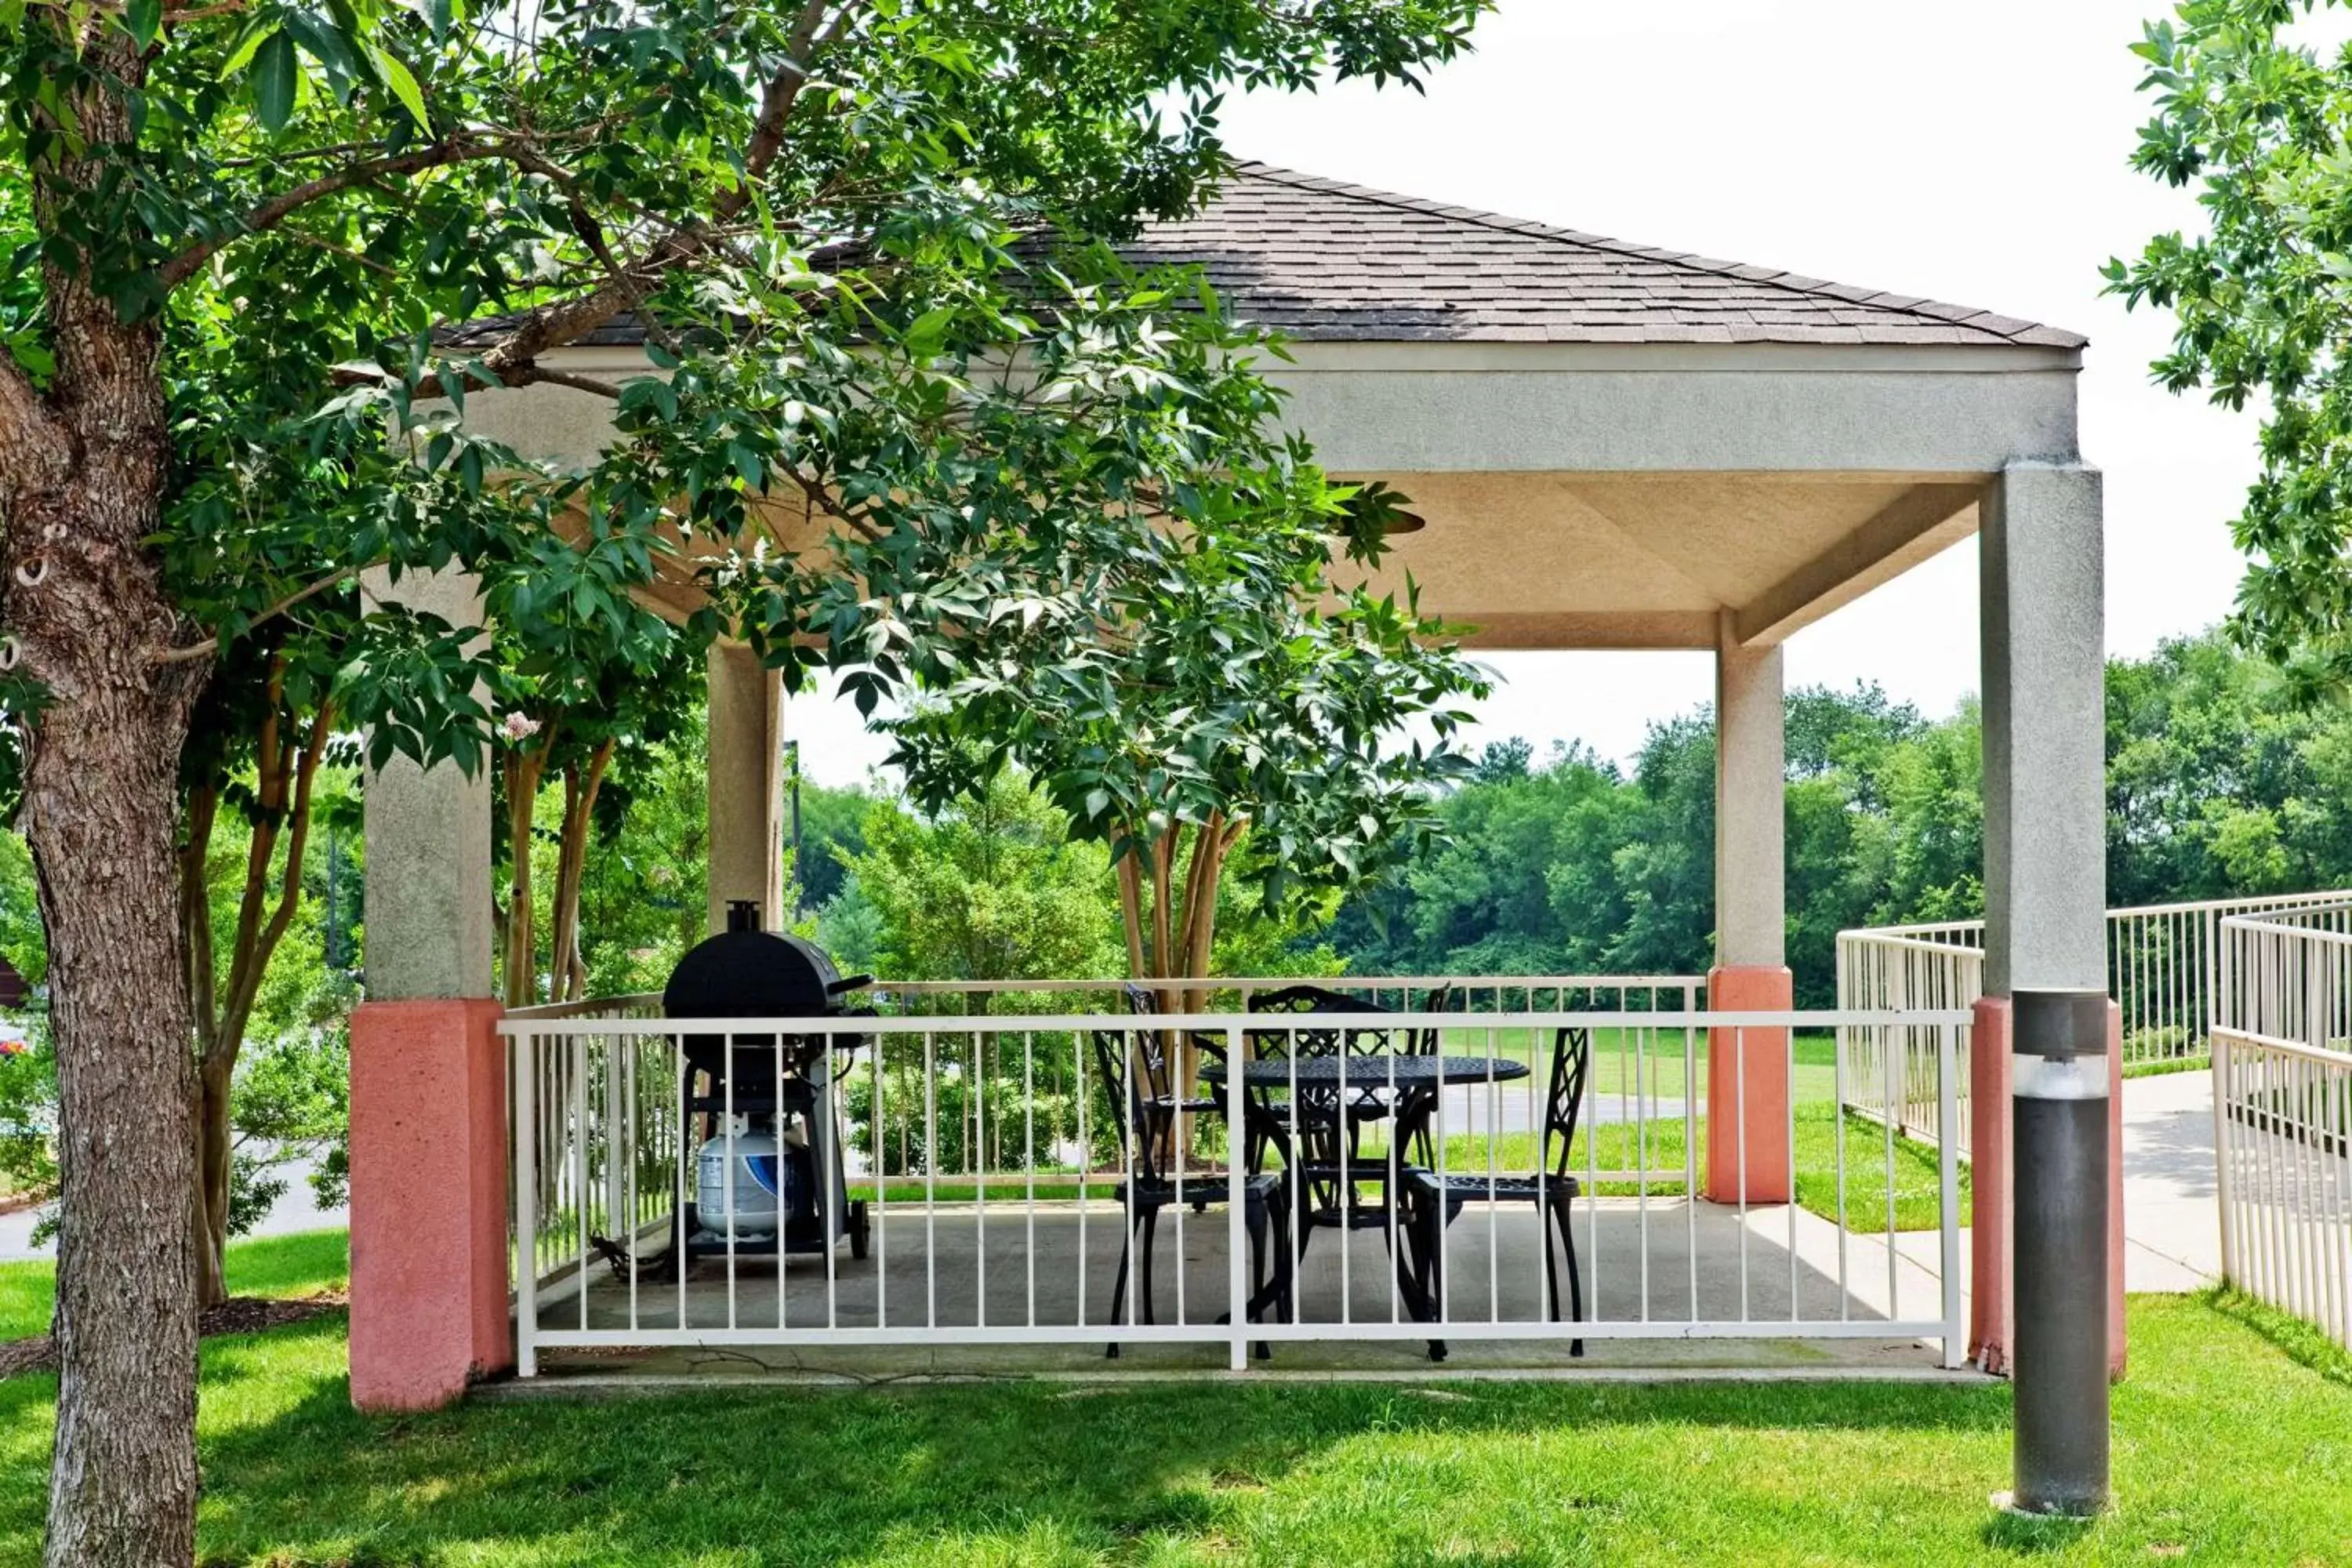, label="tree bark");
[3,32,207,1559]
[7,310,205,1567]
[501,744,549,1007]
[547,739,611,1003]
[193,1055,234,1306]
